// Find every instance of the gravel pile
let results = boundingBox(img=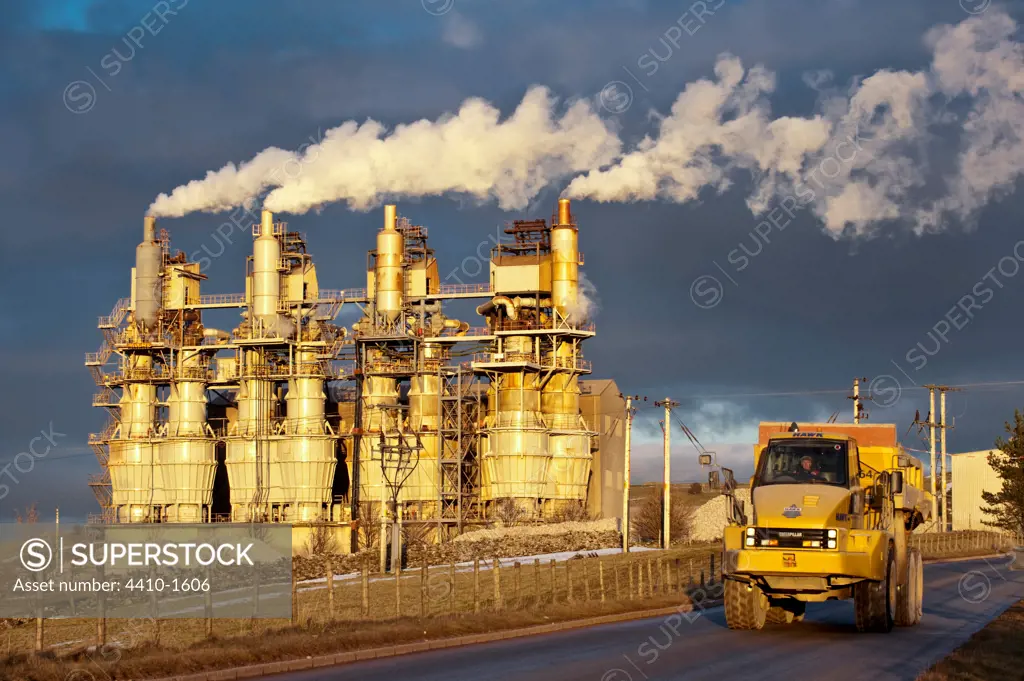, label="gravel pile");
[410,520,620,566]
[293,550,376,581]
[689,489,751,542]
[293,519,622,577]
[453,518,618,543]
